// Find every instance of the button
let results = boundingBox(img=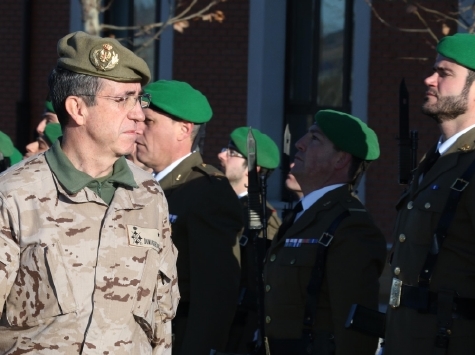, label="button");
[394,267,401,276]
[290,258,296,265]
[265,316,271,324]
[424,203,431,209]
[269,254,276,262]
[265,285,271,292]
[399,234,406,243]
[407,201,413,209]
